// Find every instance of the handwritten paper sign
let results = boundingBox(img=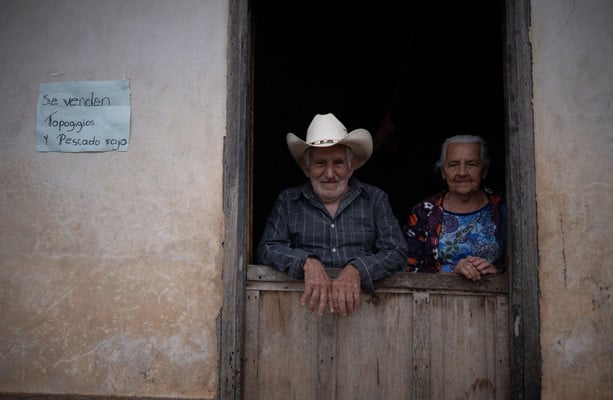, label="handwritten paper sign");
[36,80,131,152]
